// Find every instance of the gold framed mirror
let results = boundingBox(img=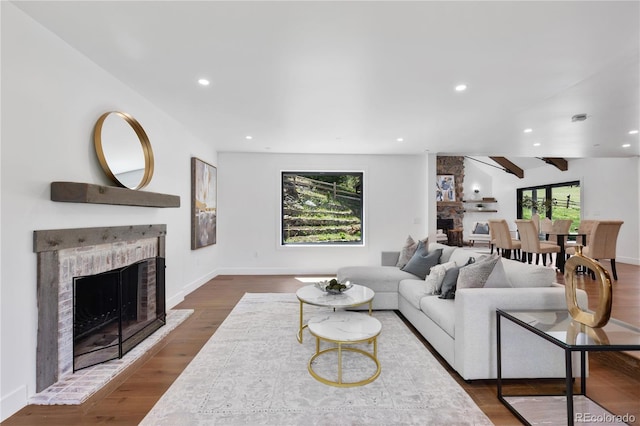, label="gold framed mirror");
[94,111,154,190]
